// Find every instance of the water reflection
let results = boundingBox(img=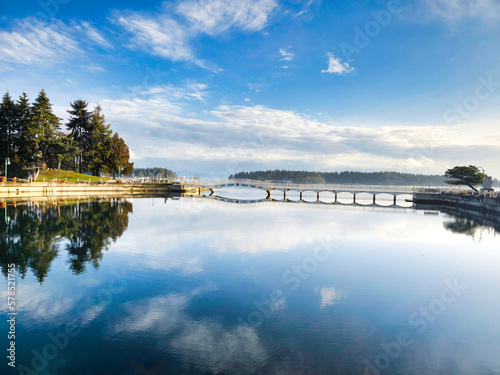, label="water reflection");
[440,206,500,238]
[1,195,500,374]
[0,199,132,282]
[1,197,499,286]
